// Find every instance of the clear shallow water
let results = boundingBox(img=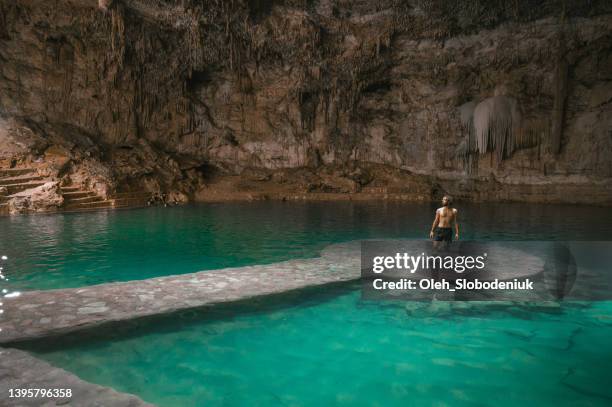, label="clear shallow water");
[1,201,612,290]
[6,202,612,406]
[21,284,612,407]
